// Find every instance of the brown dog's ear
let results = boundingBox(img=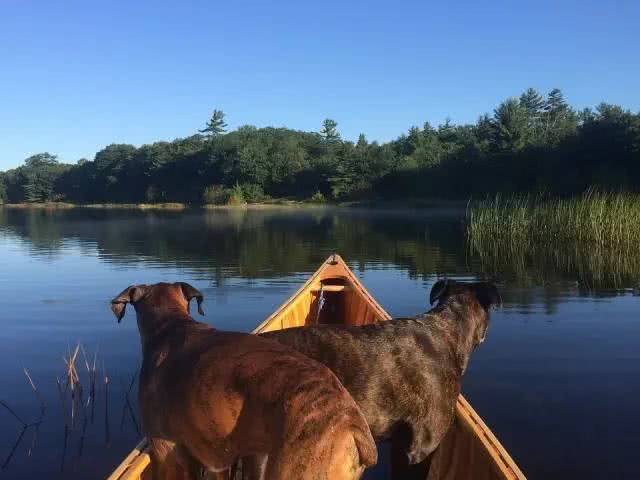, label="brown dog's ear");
[430,279,450,305]
[474,283,502,310]
[178,282,204,316]
[110,285,148,323]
